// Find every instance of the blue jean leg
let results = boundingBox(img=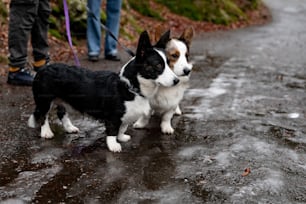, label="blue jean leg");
[87,0,102,56]
[105,0,122,56]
